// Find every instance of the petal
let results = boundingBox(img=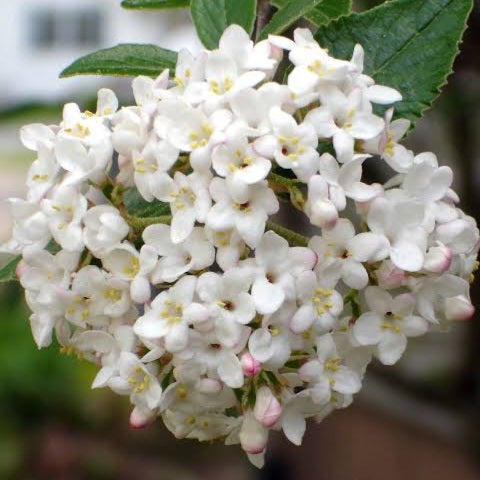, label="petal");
[367,85,402,105]
[347,233,390,262]
[401,315,428,337]
[341,259,368,290]
[390,240,424,272]
[333,366,361,394]
[282,408,306,446]
[377,331,407,365]
[218,352,244,388]
[352,312,382,345]
[252,277,285,315]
